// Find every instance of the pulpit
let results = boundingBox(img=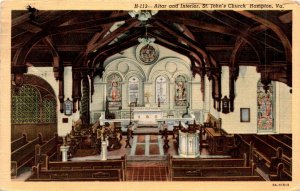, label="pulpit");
[178,129,200,158]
